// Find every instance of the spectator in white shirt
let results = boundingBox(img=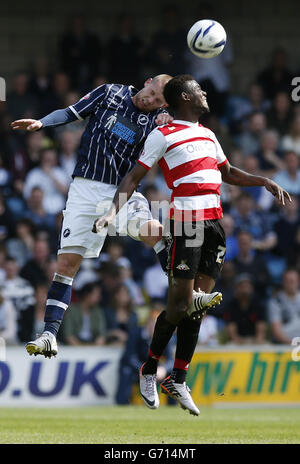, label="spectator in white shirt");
[24,148,69,214]
[58,130,79,180]
[143,258,168,302]
[236,112,267,156]
[2,257,35,342]
[273,151,300,196]
[198,315,219,346]
[268,269,300,343]
[281,115,300,156]
[0,289,17,344]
